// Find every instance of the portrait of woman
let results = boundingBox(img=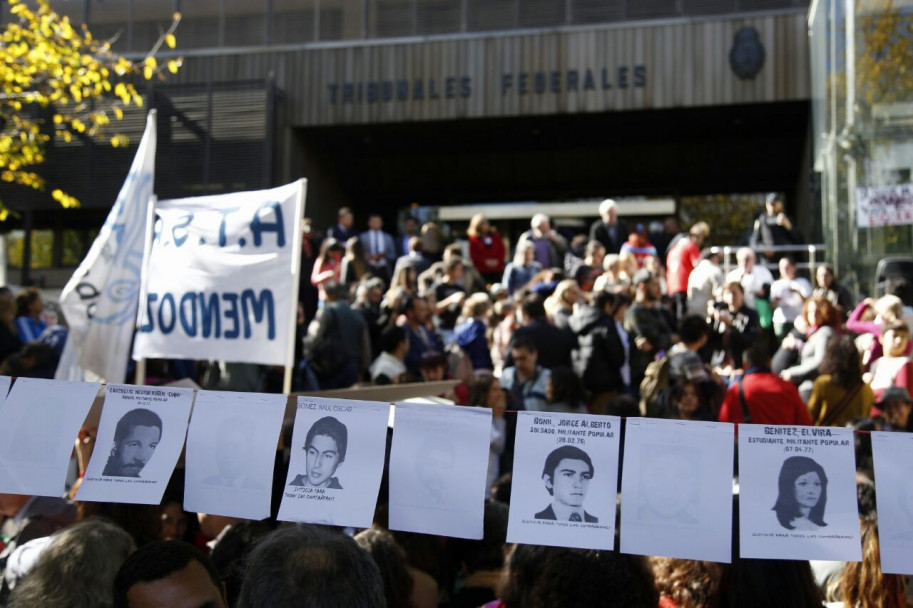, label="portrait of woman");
[772,456,828,531]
